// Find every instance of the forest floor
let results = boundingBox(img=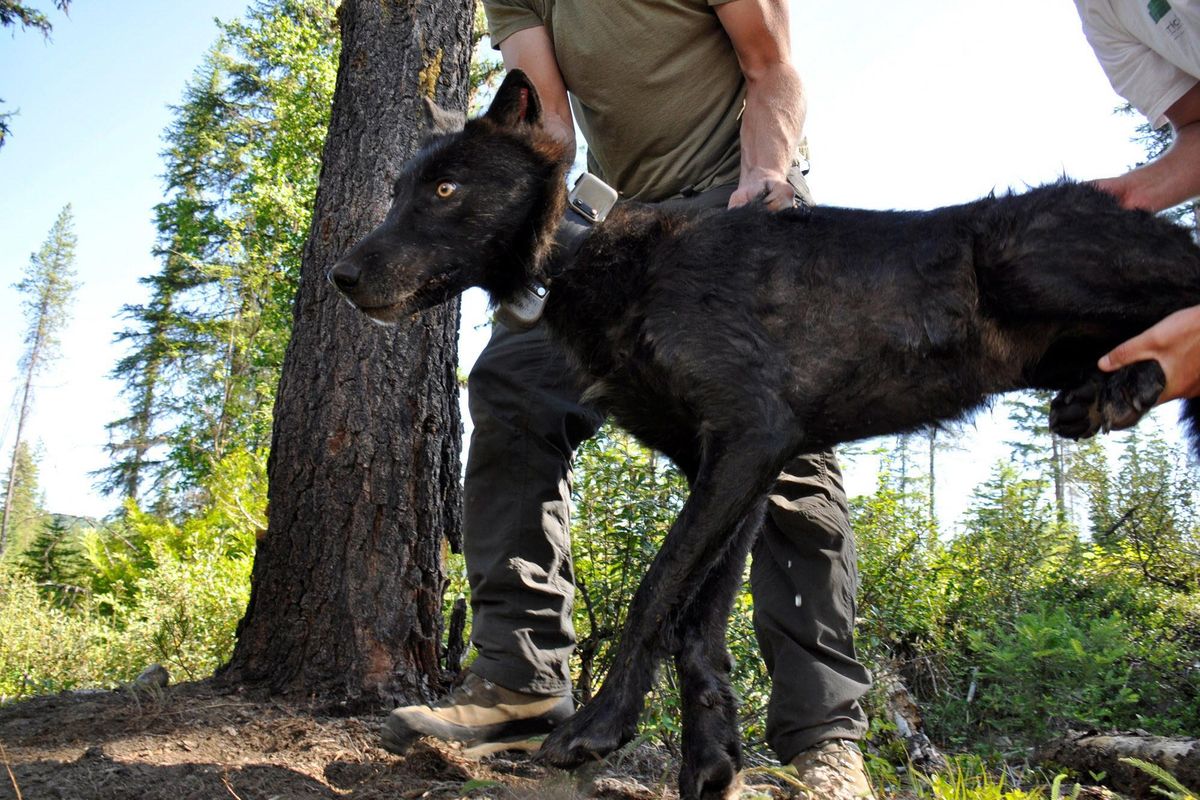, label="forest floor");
[0,680,1152,800]
[0,680,813,800]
